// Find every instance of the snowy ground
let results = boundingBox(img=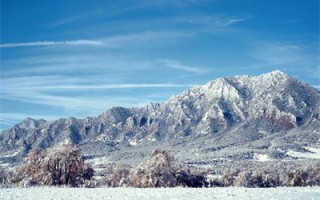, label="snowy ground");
[1,187,320,200]
[287,147,320,159]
